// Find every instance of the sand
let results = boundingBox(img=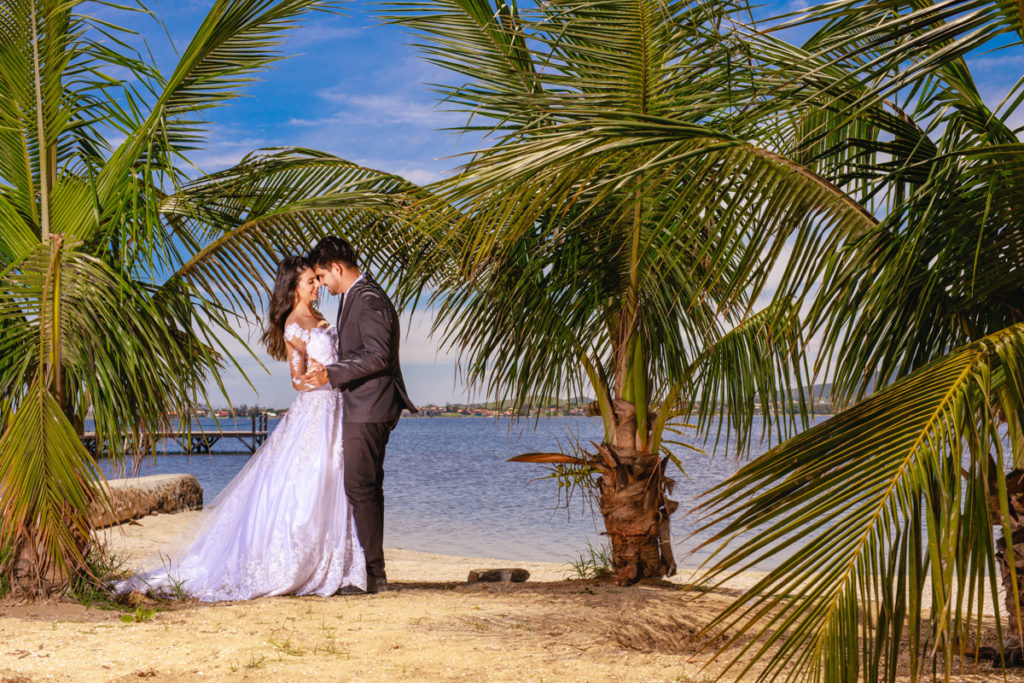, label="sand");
[0,511,1019,682]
